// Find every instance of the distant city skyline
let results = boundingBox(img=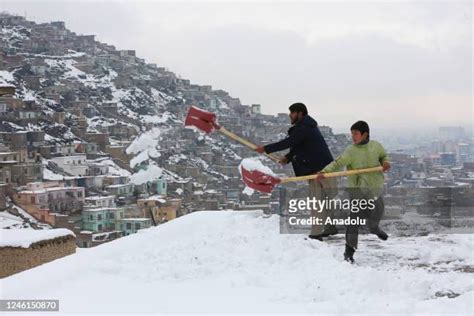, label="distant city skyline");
[1,1,472,134]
